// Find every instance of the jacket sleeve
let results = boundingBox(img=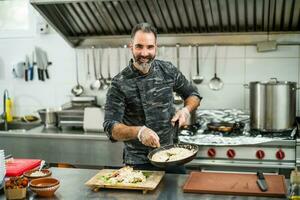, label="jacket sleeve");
[103,80,125,142]
[173,66,202,101]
